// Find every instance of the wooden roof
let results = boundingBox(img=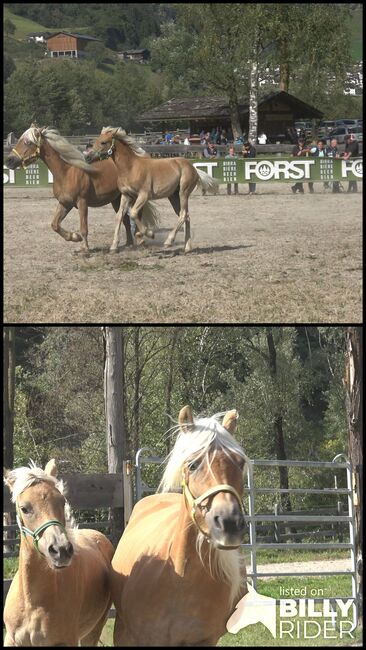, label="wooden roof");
[138,91,323,122]
[46,32,100,42]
